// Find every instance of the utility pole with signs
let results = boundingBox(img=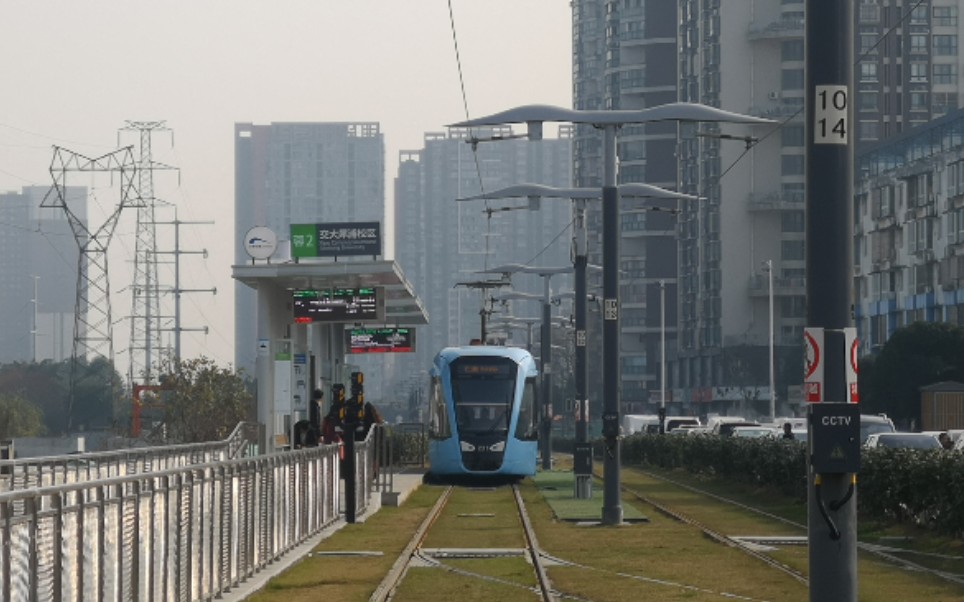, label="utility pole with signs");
[805,1,859,600]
